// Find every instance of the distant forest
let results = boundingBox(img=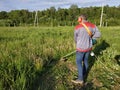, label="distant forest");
[0,5,120,27]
